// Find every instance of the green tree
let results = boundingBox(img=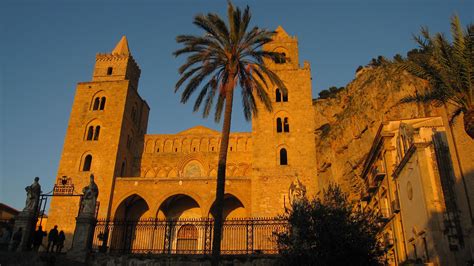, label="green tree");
[398,15,474,139]
[173,2,285,263]
[276,184,385,266]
